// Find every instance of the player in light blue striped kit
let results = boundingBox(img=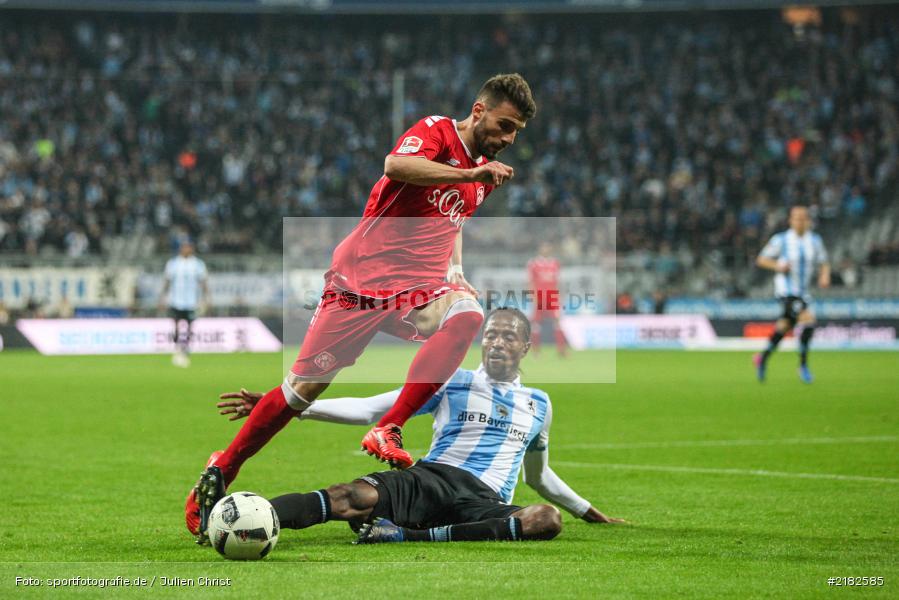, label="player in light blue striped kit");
[159,240,209,368]
[754,206,830,383]
[216,308,621,543]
